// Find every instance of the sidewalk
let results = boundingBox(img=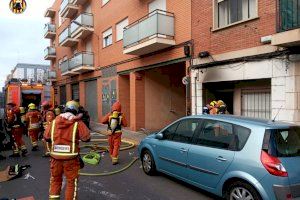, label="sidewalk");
[90,122,148,145]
